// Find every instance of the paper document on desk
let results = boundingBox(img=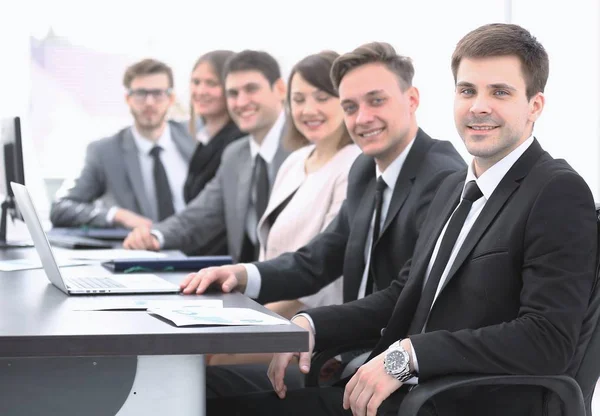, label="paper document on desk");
[0,258,88,272]
[71,299,223,311]
[64,249,167,261]
[148,307,290,326]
